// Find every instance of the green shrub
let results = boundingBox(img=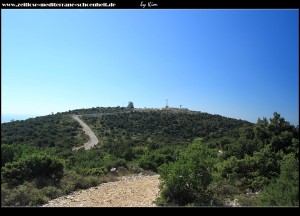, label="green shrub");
[59,170,100,193]
[103,157,127,170]
[256,154,299,206]
[208,178,240,206]
[1,144,15,167]
[2,154,64,186]
[220,145,281,191]
[128,163,144,173]
[85,167,107,176]
[42,186,63,200]
[2,182,48,206]
[74,175,99,189]
[157,139,218,206]
[139,153,165,171]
